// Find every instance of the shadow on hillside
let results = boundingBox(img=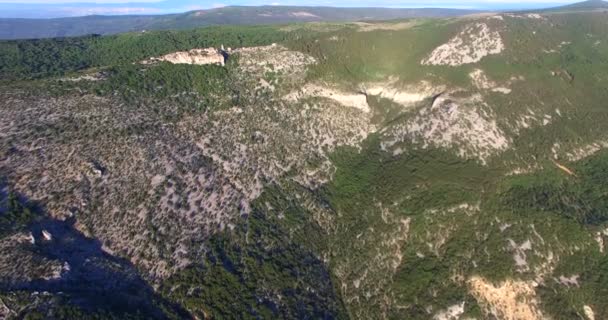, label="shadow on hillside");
[0,183,190,318]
